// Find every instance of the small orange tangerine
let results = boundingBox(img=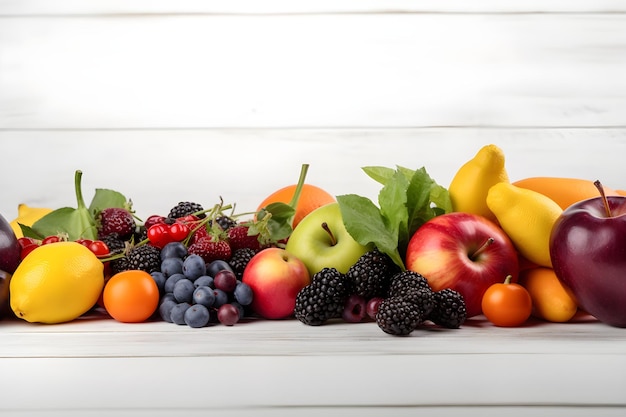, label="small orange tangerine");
[257,183,335,228]
[103,270,160,323]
